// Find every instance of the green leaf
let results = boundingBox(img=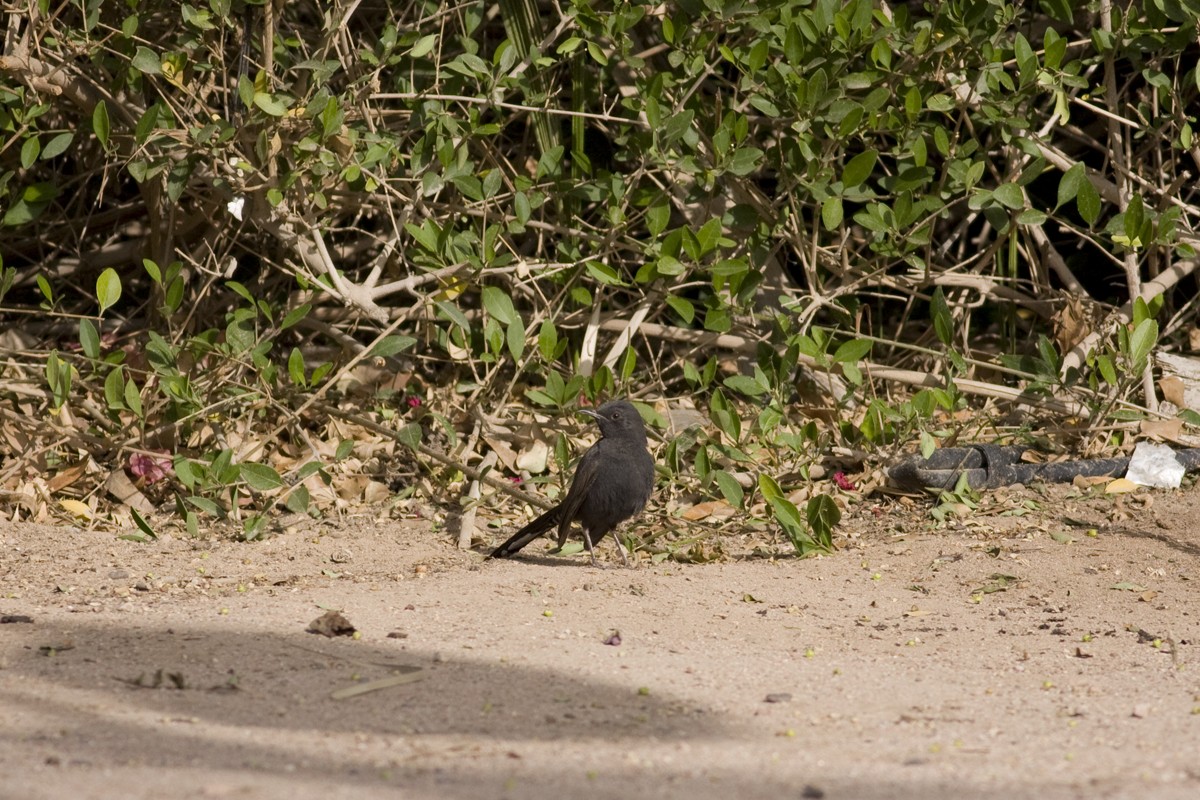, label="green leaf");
[397,422,422,450]
[841,149,878,187]
[36,274,54,305]
[226,280,254,304]
[79,319,100,360]
[723,375,767,397]
[556,36,584,55]
[142,258,162,283]
[805,494,840,549]
[655,255,685,276]
[92,100,111,148]
[187,496,223,517]
[992,182,1025,210]
[1127,319,1158,369]
[104,365,126,409]
[124,375,143,417]
[1096,353,1117,385]
[646,200,670,235]
[821,196,844,230]
[1013,33,1036,78]
[513,191,531,224]
[334,439,355,461]
[585,261,625,285]
[368,335,417,358]
[288,347,306,386]
[41,132,74,160]
[279,303,311,330]
[904,86,922,117]
[586,40,608,65]
[285,486,311,515]
[538,321,558,361]
[665,295,694,324]
[832,338,872,363]
[96,268,122,313]
[20,136,40,169]
[253,93,291,117]
[240,462,284,492]
[130,507,158,540]
[758,474,819,554]
[481,285,518,325]
[1124,194,1144,240]
[410,33,438,58]
[482,169,502,199]
[131,46,162,74]
[1056,165,1085,210]
[713,470,744,509]
[661,109,694,147]
[727,146,763,176]
[1076,178,1101,225]
[748,94,780,117]
[506,320,525,361]
[696,218,723,255]
[404,220,440,254]
[45,350,71,409]
[931,287,953,346]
